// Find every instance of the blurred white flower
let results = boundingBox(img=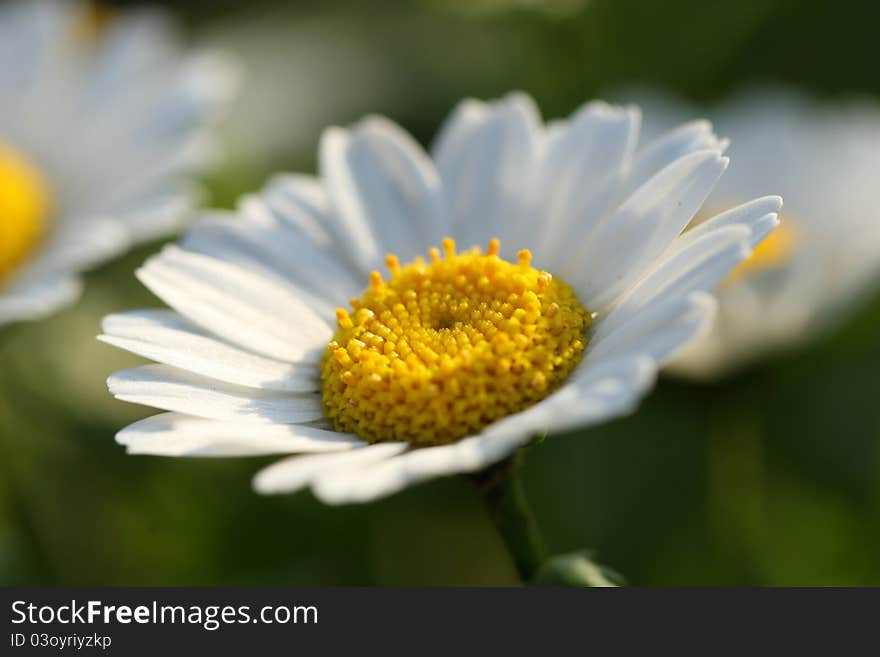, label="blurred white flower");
[0,0,237,326]
[102,93,778,504]
[630,88,880,378]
